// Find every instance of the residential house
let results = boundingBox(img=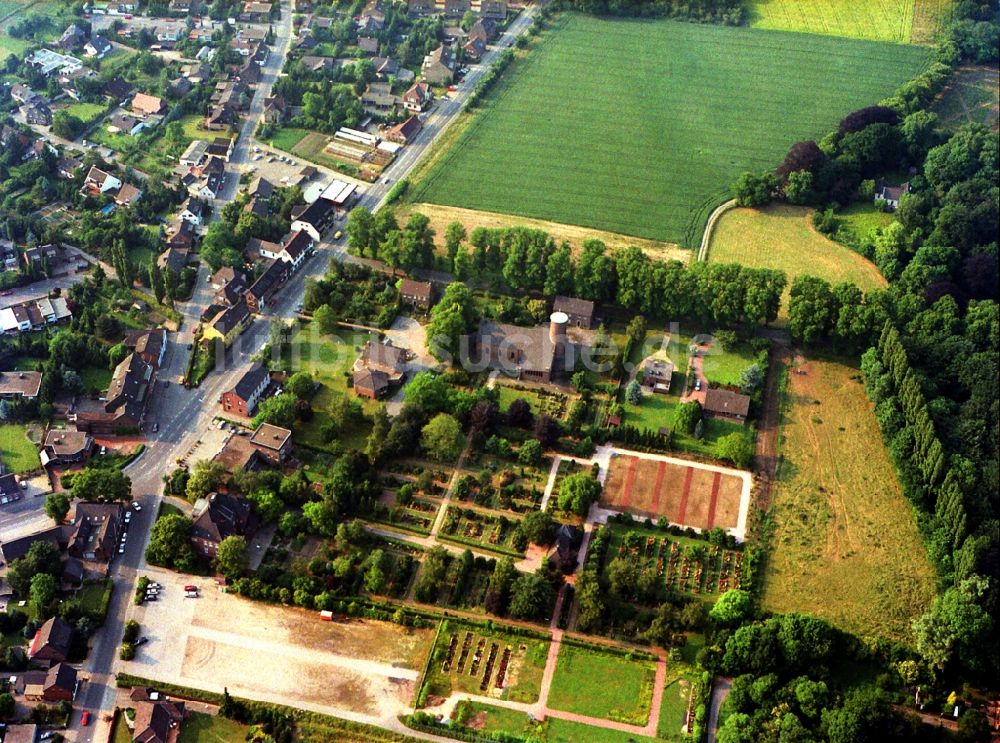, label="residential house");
[247,176,274,200]
[480,0,507,19]
[703,388,751,425]
[552,296,595,328]
[212,433,261,474]
[133,699,186,743]
[131,92,166,116]
[408,0,435,14]
[24,101,52,126]
[123,328,167,368]
[191,492,259,558]
[56,156,81,179]
[169,76,193,97]
[27,617,73,665]
[199,171,224,200]
[245,237,281,262]
[83,166,123,194]
[23,663,77,702]
[67,502,124,562]
[445,0,470,16]
[202,301,251,347]
[299,55,338,73]
[27,49,82,77]
[108,113,141,135]
[262,95,286,124]
[3,725,38,743]
[40,430,93,466]
[84,35,113,58]
[104,76,134,102]
[352,340,406,399]
[178,196,205,225]
[58,24,87,50]
[361,81,397,115]
[641,358,674,393]
[290,198,336,242]
[10,84,38,104]
[239,58,262,85]
[115,183,143,207]
[0,371,42,399]
[463,36,486,61]
[875,179,910,210]
[472,314,582,384]
[75,352,153,434]
[241,0,273,22]
[244,259,288,313]
[206,137,235,162]
[401,81,433,112]
[205,103,238,130]
[386,114,422,145]
[0,526,65,564]
[358,36,379,54]
[168,0,199,14]
[214,272,248,306]
[220,362,270,417]
[422,45,456,85]
[249,423,292,464]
